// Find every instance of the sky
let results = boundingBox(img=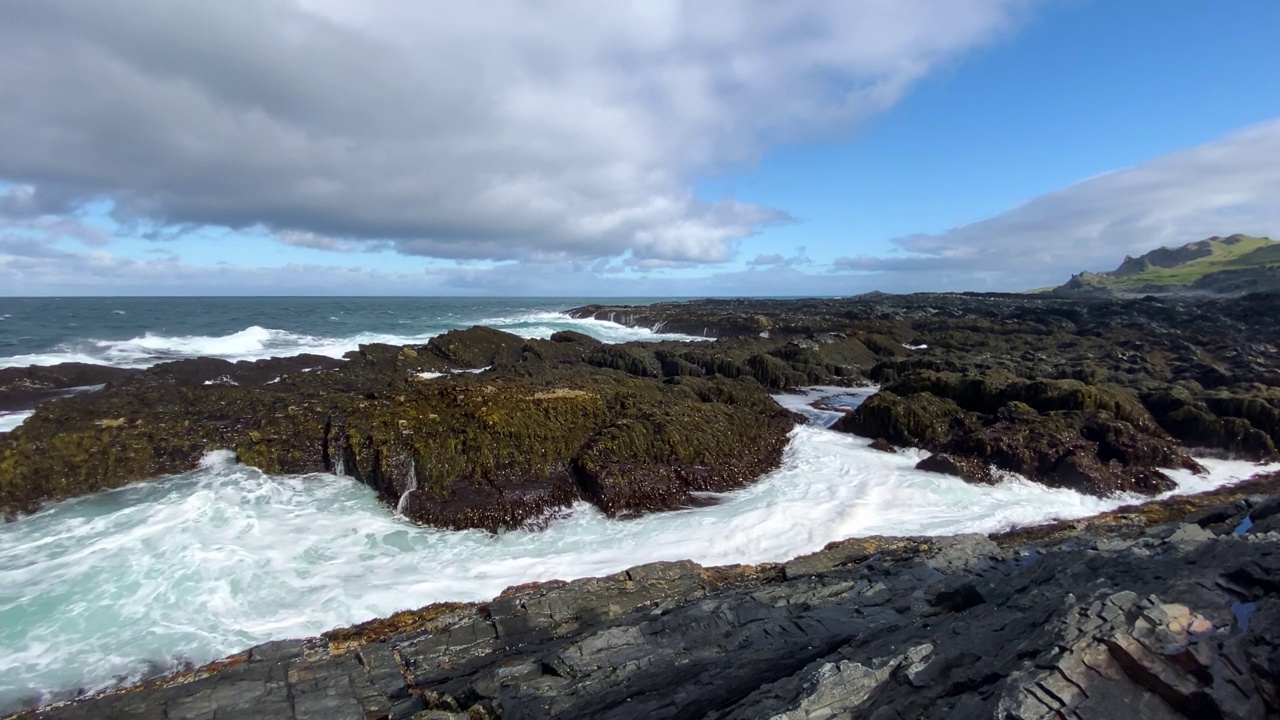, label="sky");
[1,0,1278,296]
